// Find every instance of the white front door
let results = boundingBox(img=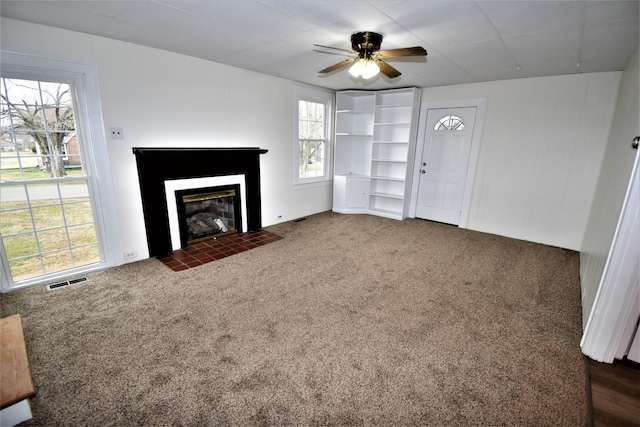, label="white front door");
[415,107,476,225]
